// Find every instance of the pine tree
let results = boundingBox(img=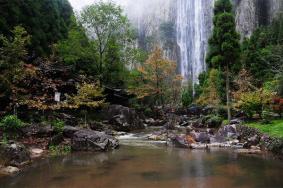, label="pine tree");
[206,0,240,122]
